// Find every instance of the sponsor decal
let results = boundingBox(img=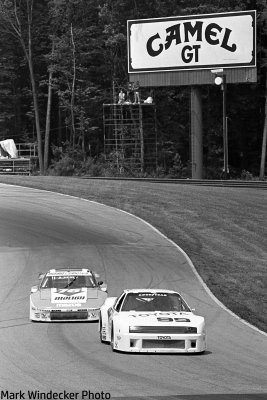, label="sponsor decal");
[57,288,85,297]
[47,271,91,276]
[51,288,87,303]
[158,336,172,340]
[128,312,186,317]
[88,312,97,318]
[138,293,167,296]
